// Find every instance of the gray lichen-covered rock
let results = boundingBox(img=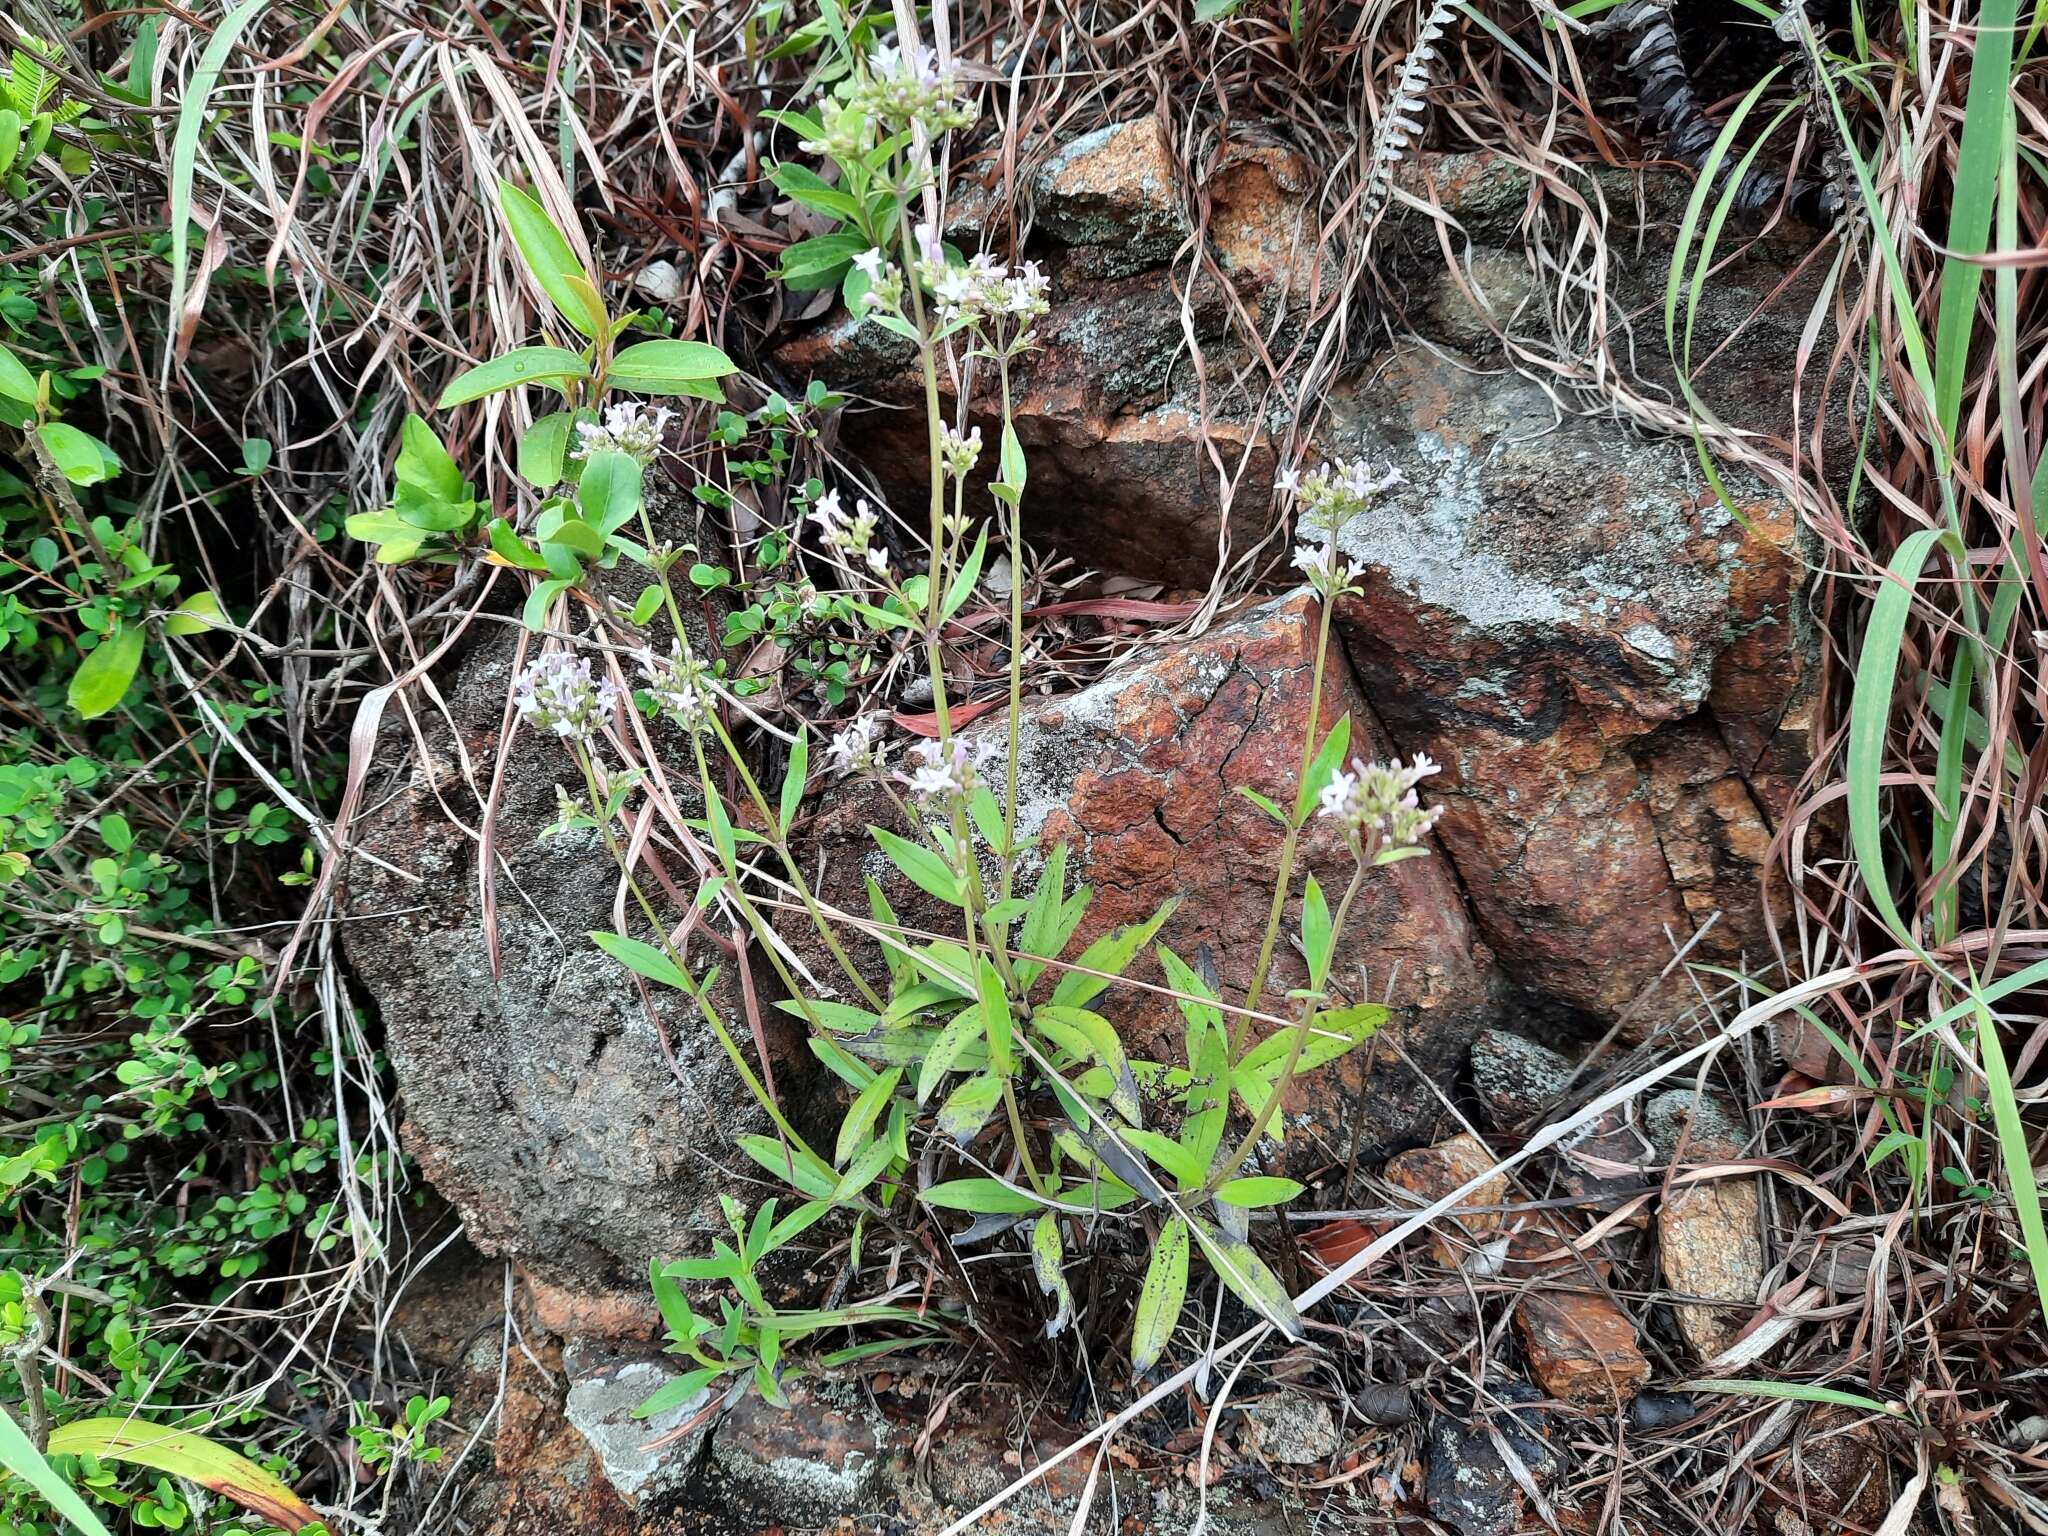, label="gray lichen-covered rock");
[342,479,802,1292]
[1326,341,1808,1027]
